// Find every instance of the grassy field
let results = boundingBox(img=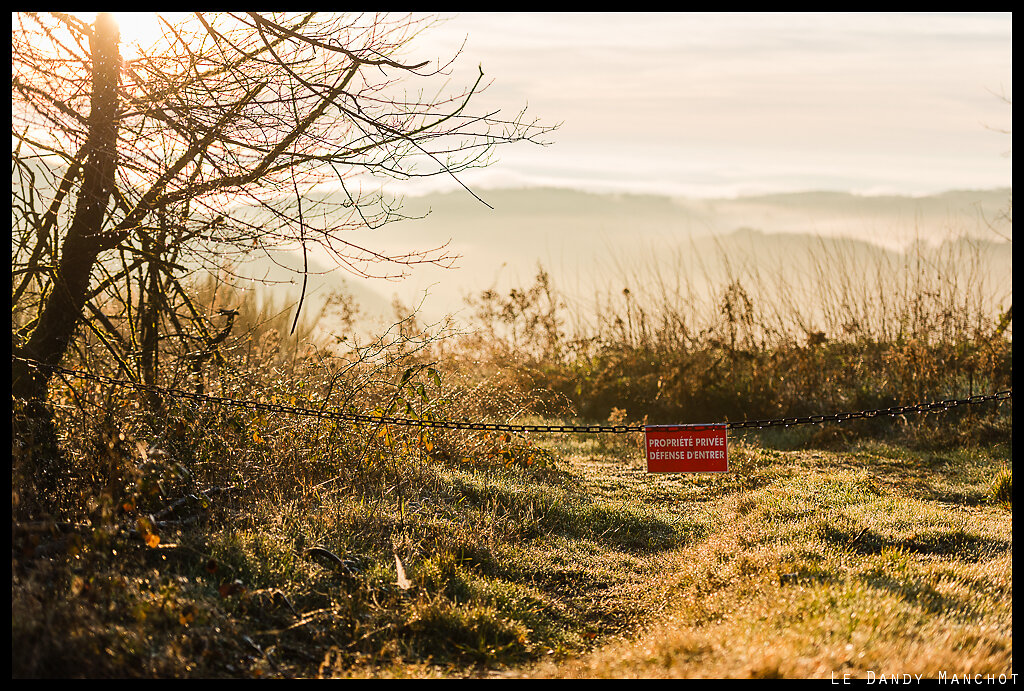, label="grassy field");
[11,227,1012,678]
[12,396,1012,678]
[518,430,1013,679]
